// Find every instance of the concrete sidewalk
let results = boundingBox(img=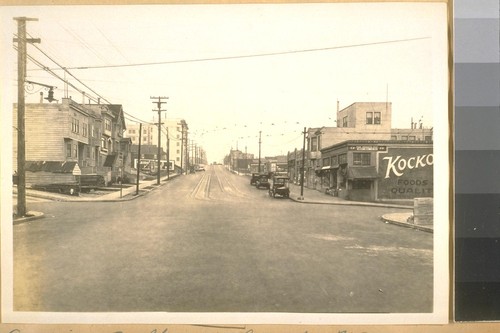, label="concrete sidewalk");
[287,183,432,233]
[13,174,179,203]
[12,175,179,223]
[288,183,412,209]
